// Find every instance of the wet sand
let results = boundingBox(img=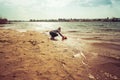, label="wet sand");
[79,36,120,80]
[0,29,120,80]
